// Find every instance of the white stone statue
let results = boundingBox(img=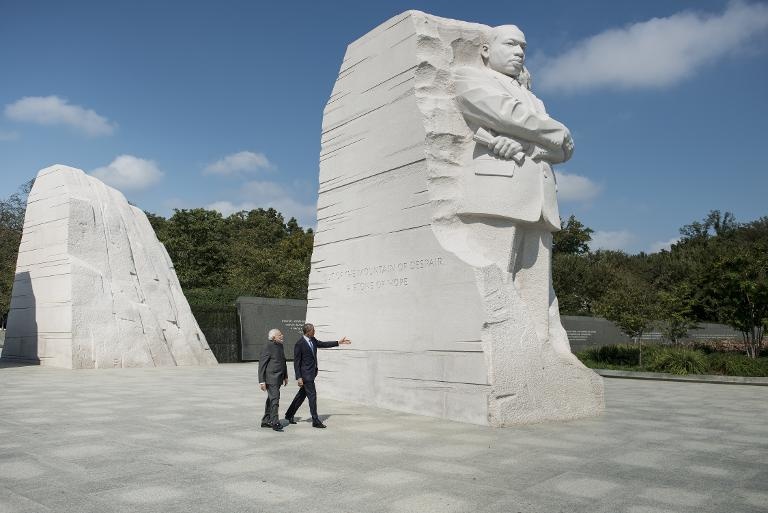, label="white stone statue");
[1,165,217,368]
[453,24,574,347]
[303,11,603,426]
